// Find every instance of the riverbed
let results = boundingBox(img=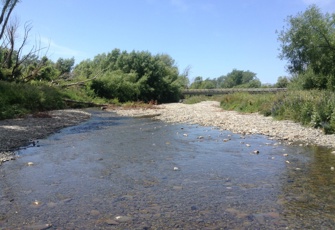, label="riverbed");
[1,108,335,229]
